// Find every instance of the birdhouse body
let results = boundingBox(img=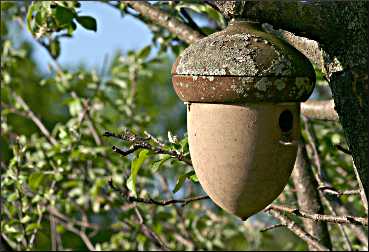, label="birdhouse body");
[171,20,315,220]
[187,102,299,219]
